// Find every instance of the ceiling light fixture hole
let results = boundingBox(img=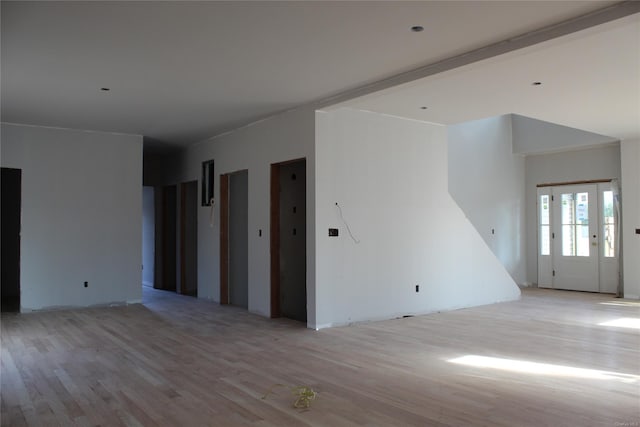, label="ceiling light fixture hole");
[420,106,428,110]
[100,87,111,91]
[532,81,542,86]
[411,26,424,32]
